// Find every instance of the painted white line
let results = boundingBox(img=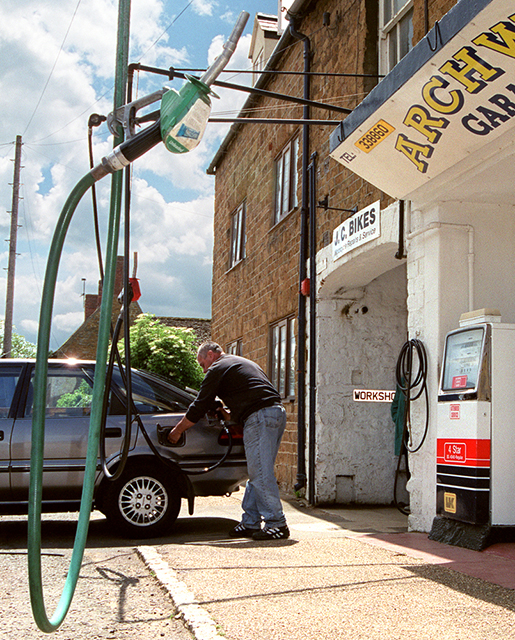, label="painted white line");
[137,545,222,640]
